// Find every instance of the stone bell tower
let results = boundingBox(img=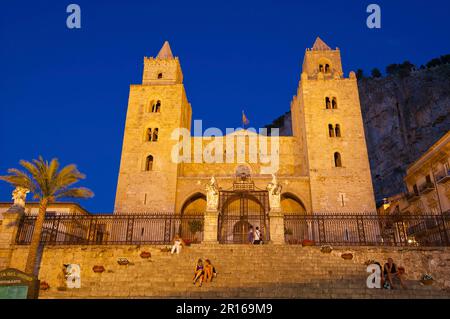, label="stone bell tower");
[291,37,376,213]
[114,41,192,213]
